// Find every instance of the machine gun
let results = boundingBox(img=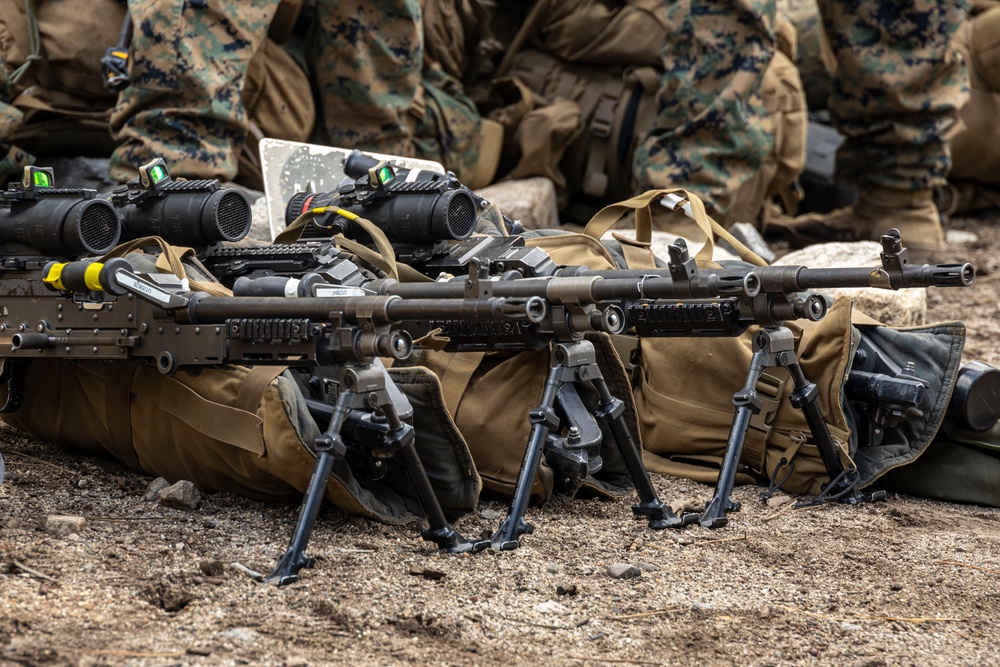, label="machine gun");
[0,166,550,583]
[247,187,982,533]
